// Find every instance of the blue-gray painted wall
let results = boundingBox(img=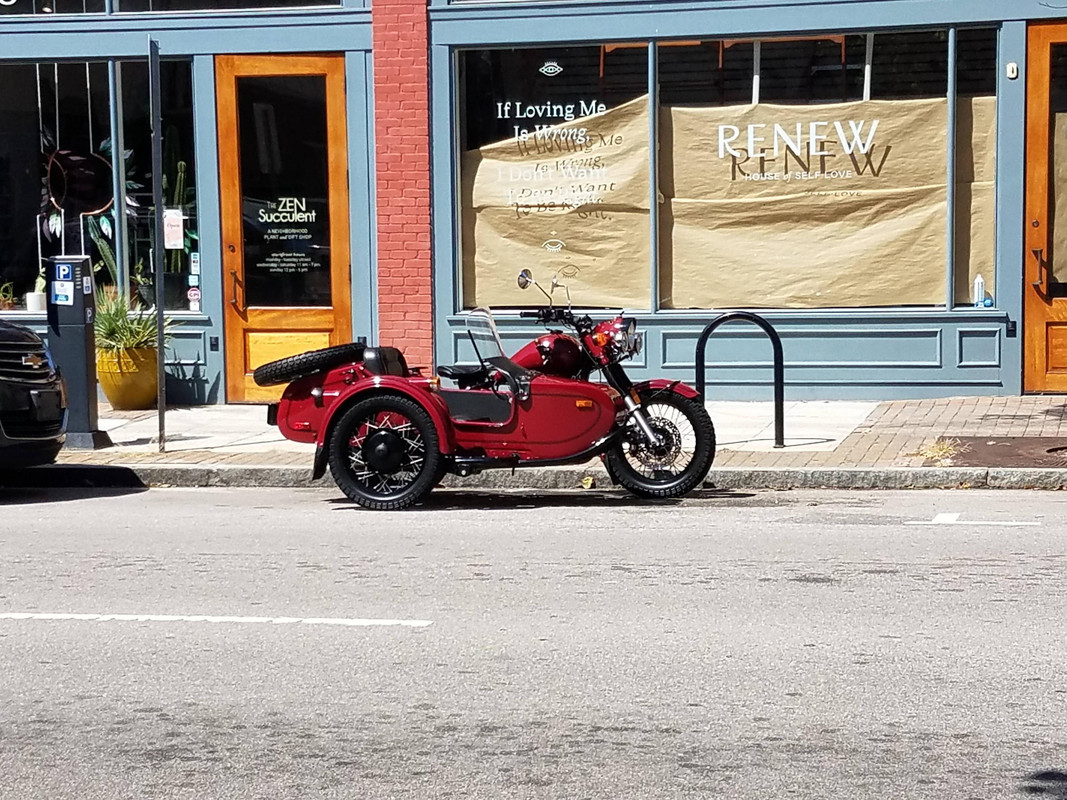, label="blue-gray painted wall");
[429,3,1045,400]
[0,0,1061,401]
